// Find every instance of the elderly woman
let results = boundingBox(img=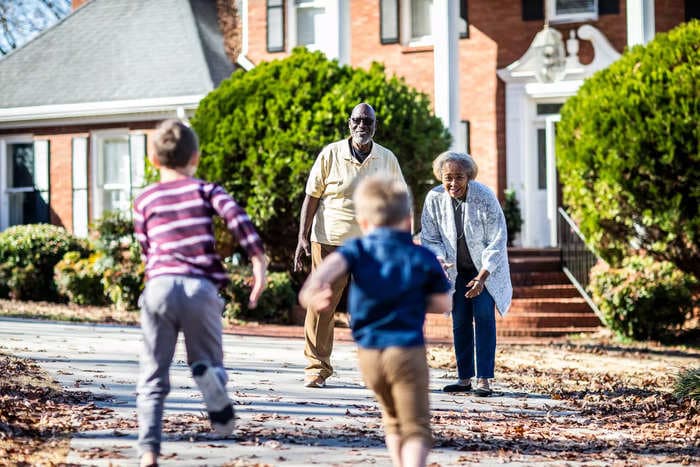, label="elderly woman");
[421,152,512,396]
